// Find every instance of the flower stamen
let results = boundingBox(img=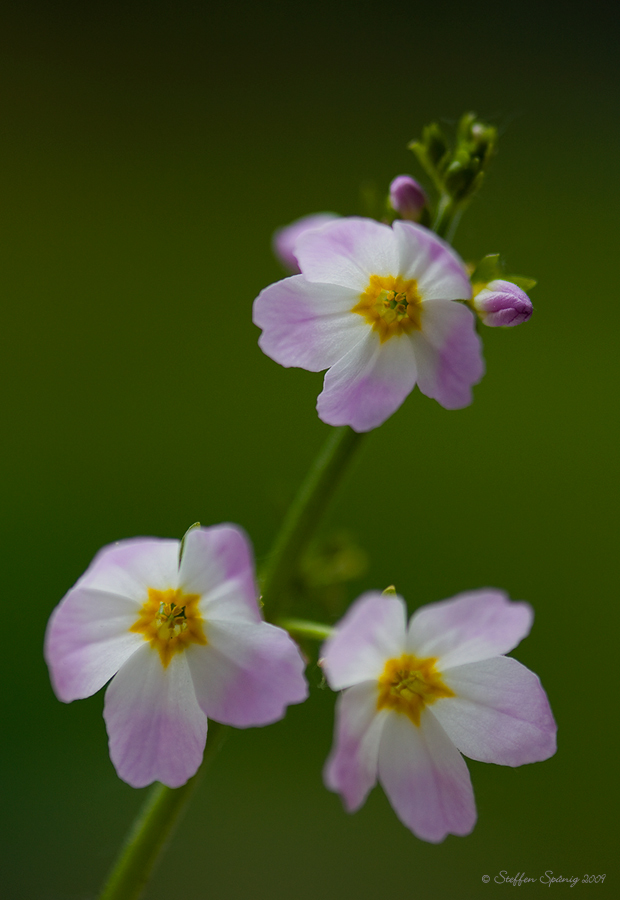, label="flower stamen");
[377,653,454,726]
[130,587,207,668]
[352,274,423,342]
